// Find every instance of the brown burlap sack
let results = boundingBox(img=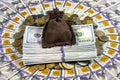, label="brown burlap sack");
[42,8,76,48]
